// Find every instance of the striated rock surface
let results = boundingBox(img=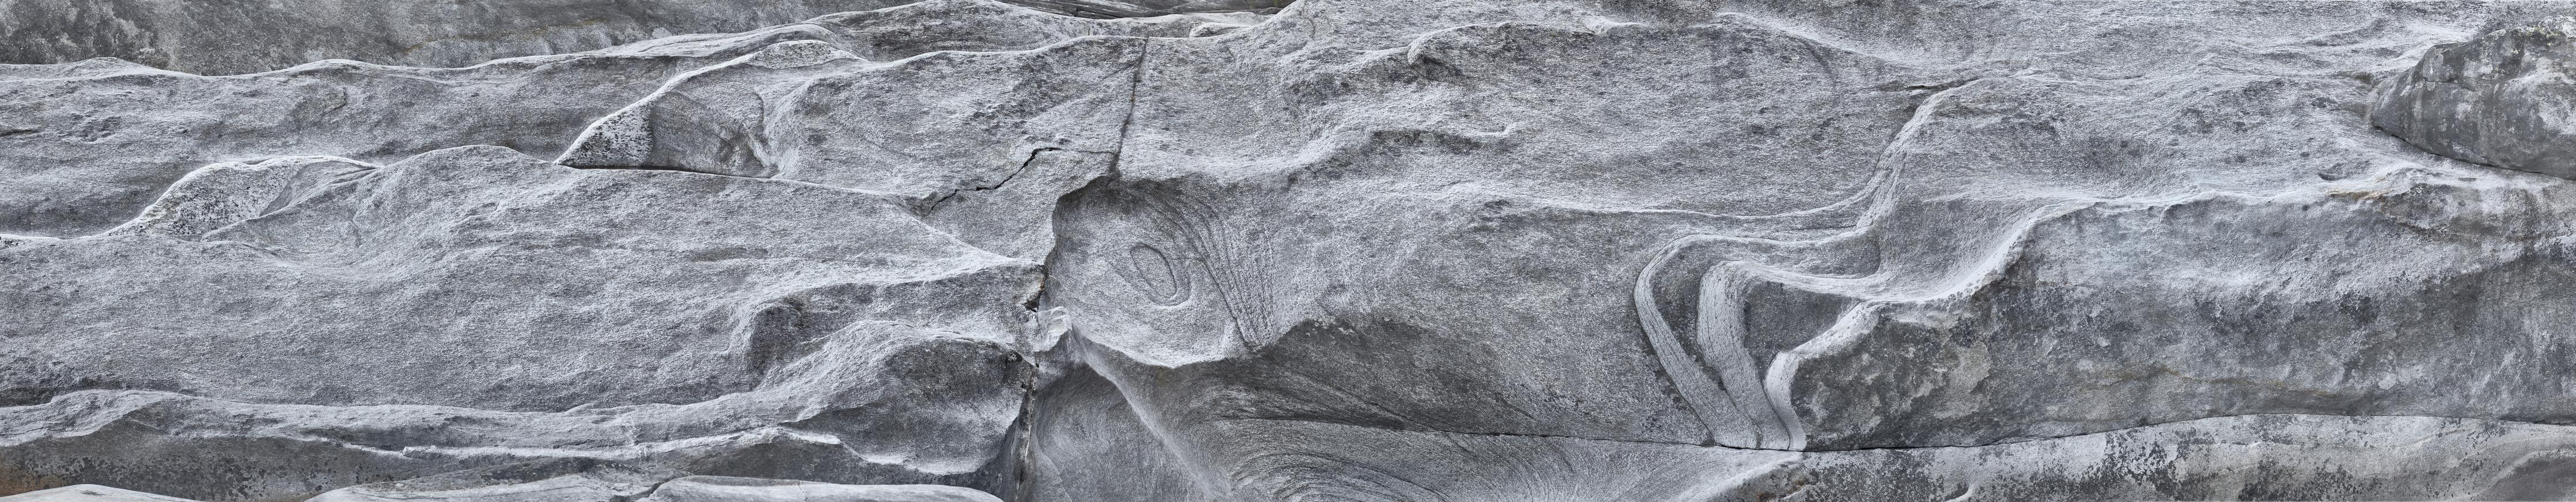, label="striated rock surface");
[5,0,2576,501]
